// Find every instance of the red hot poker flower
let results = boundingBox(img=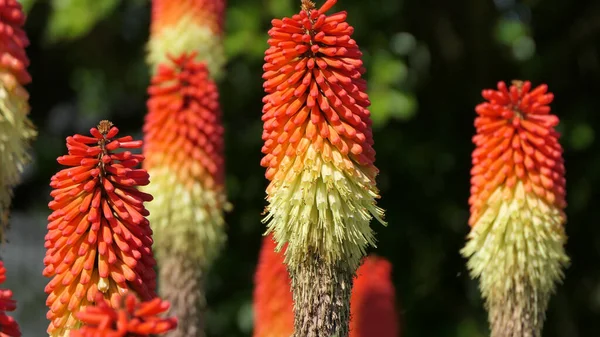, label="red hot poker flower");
[71,292,177,337]
[44,121,157,336]
[462,81,568,337]
[0,261,20,337]
[261,1,385,335]
[0,0,36,241]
